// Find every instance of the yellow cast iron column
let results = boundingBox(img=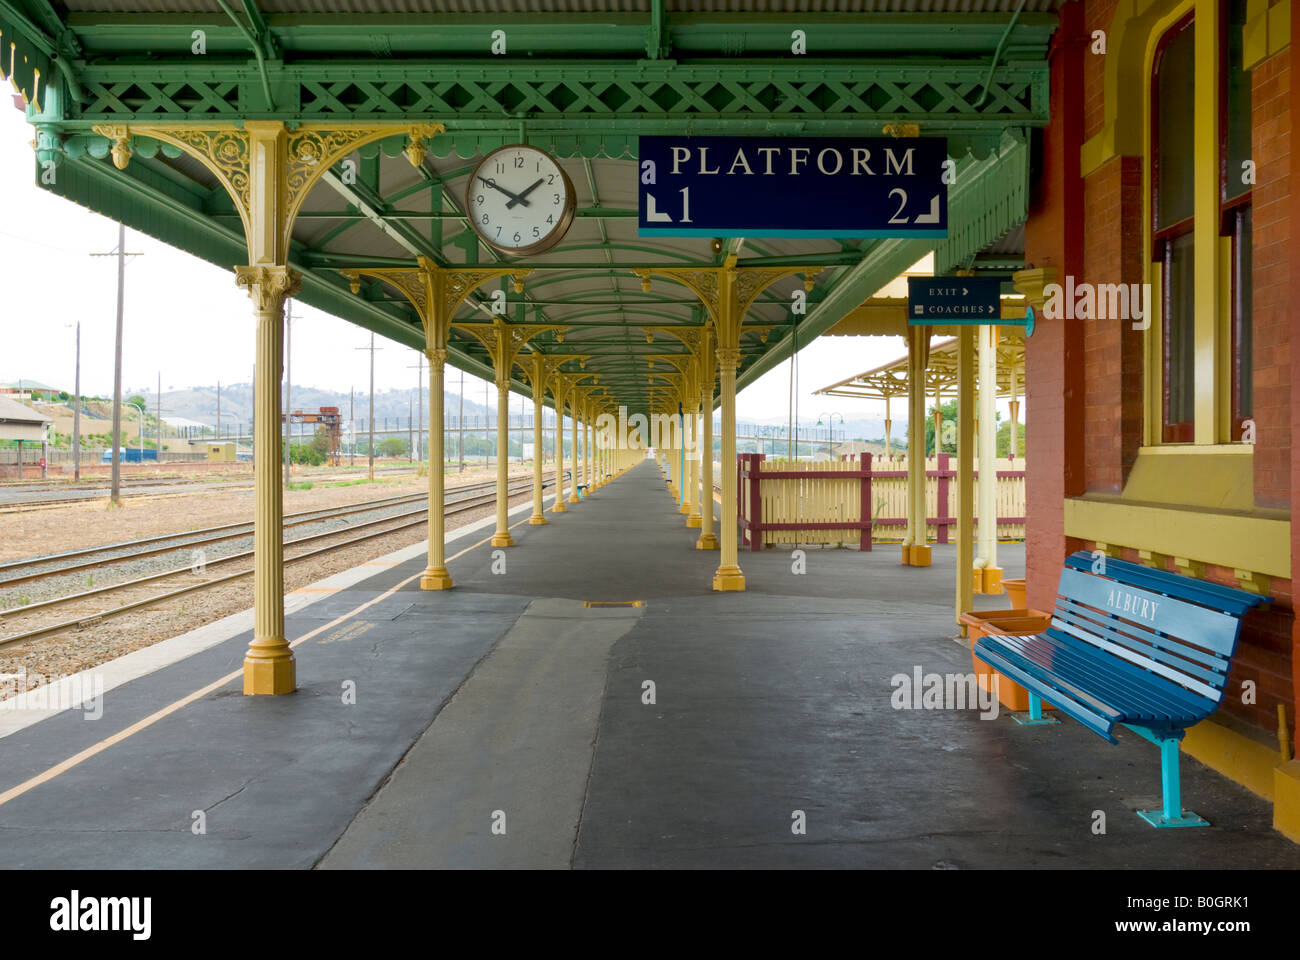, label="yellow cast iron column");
[904,327,931,566]
[453,316,559,546]
[237,265,301,695]
[582,402,591,494]
[697,325,718,549]
[956,328,976,628]
[551,376,569,513]
[714,346,745,591]
[339,261,533,587]
[568,398,581,503]
[975,323,1001,592]
[422,347,453,589]
[528,362,547,525]
[493,375,513,546]
[686,400,701,527]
